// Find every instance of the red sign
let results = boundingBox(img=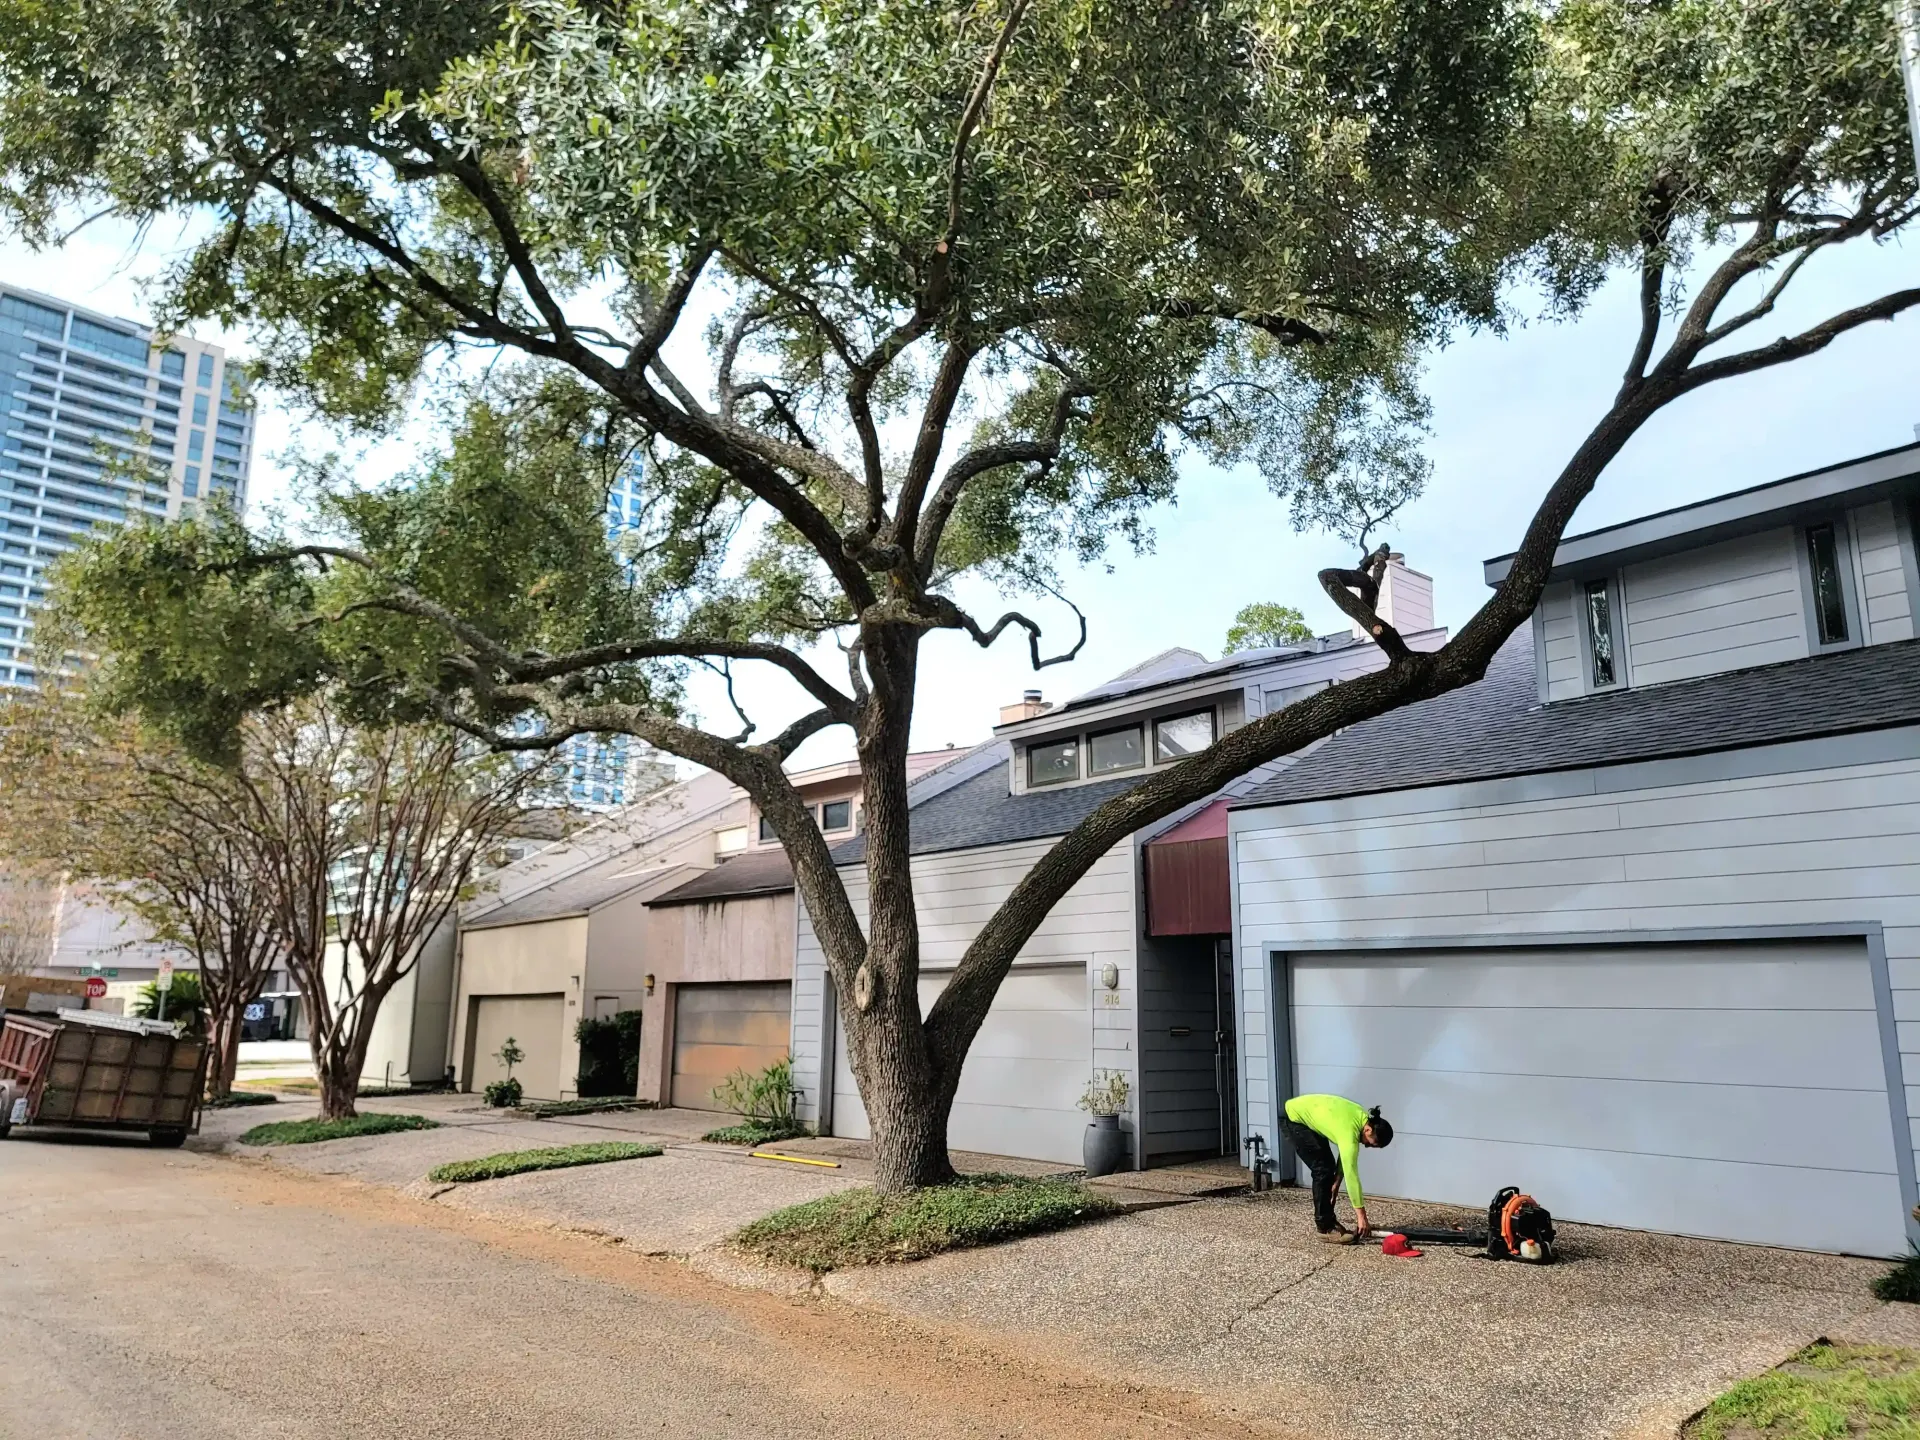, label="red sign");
[84,977,108,999]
